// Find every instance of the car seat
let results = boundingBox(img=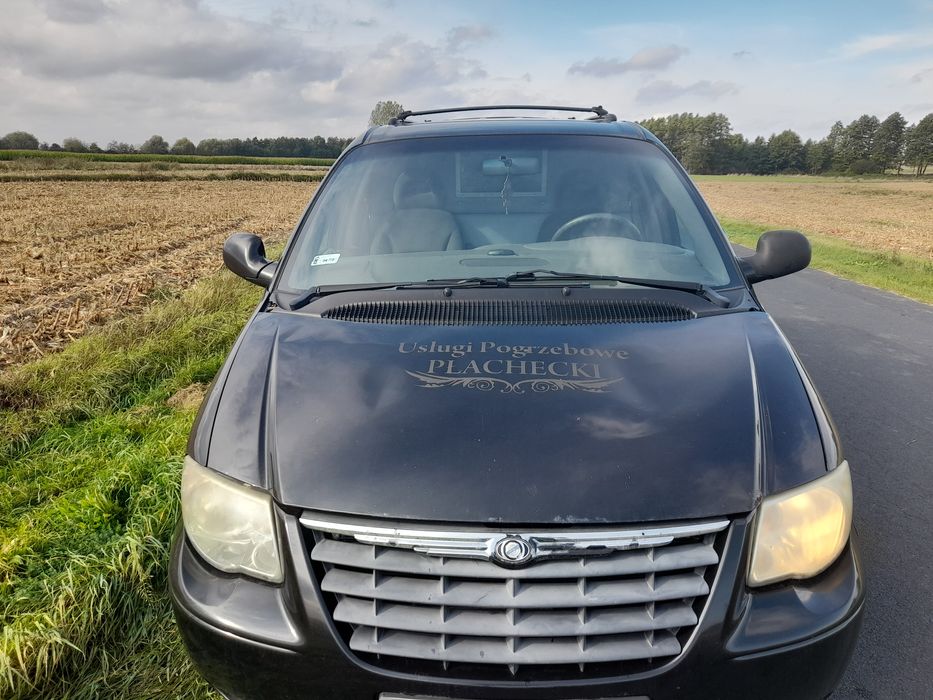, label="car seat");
[370,172,463,254]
